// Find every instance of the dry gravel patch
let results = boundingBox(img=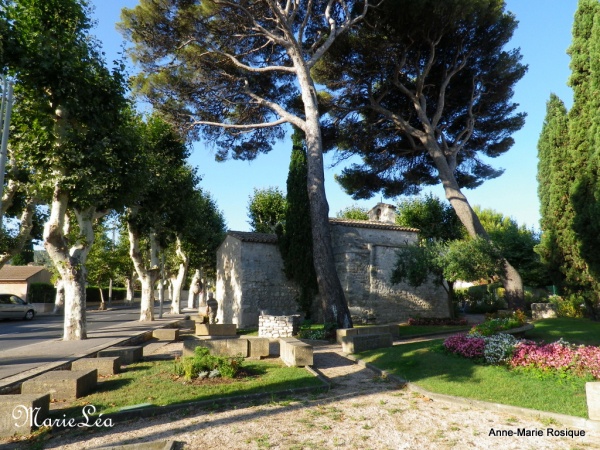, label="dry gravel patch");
[10,342,600,449]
